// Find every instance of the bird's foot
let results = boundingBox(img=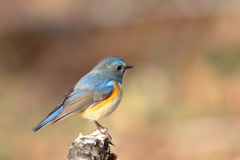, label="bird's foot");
[90,128,114,146]
[93,120,114,145]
